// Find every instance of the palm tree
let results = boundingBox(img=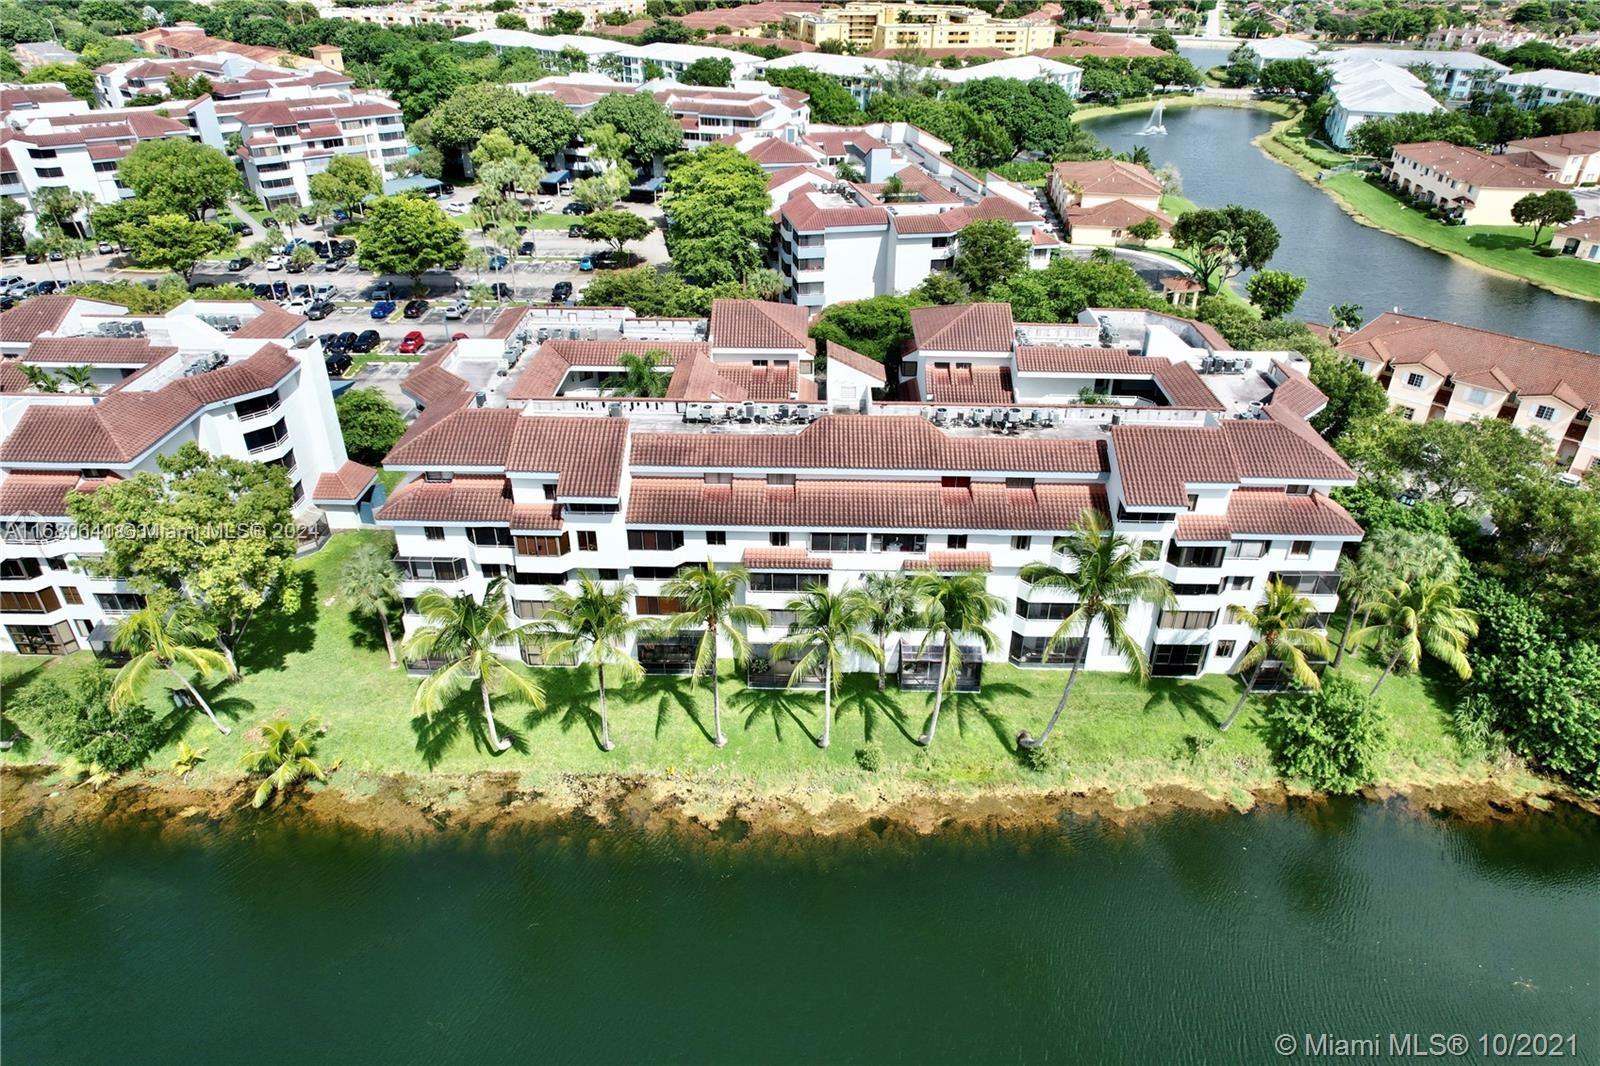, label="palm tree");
[605,351,669,397]
[908,571,1003,747]
[19,365,60,393]
[1331,553,1386,668]
[241,717,327,809]
[537,574,644,752]
[271,202,301,238]
[1351,578,1478,696]
[400,577,544,752]
[110,598,234,735]
[772,584,881,749]
[339,542,401,668]
[58,365,94,393]
[469,282,498,334]
[1016,510,1174,749]
[856,572,915,691]
[1221,579,1333,732]
[659,564,769,748]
